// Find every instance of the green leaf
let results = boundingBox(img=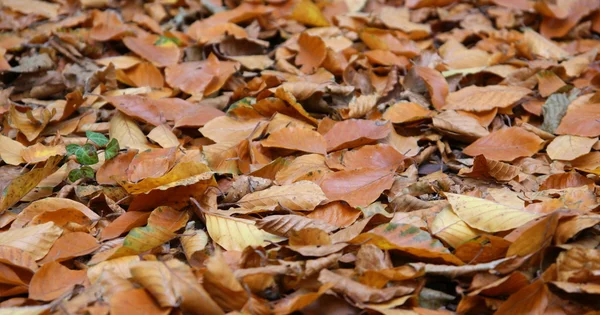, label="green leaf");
[541,88,580,134]
[68,169,83,182]
[75,143,99,165]
[105,138,120,160]
[86,131,109,146]
[80,166,95,179]
[154,35,181,47]
[66,144,81,156]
